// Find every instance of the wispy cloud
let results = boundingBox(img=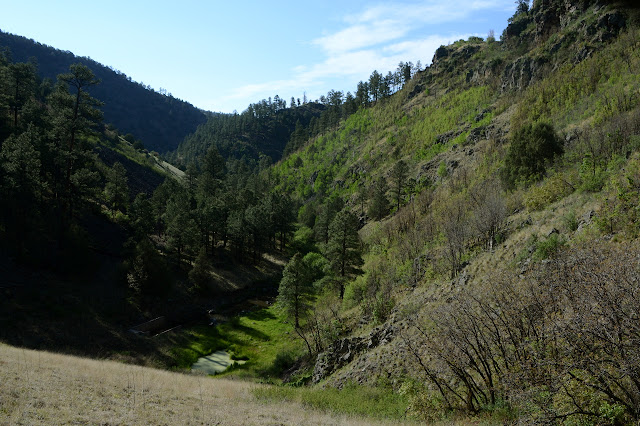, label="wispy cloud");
[215,0,513,111]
